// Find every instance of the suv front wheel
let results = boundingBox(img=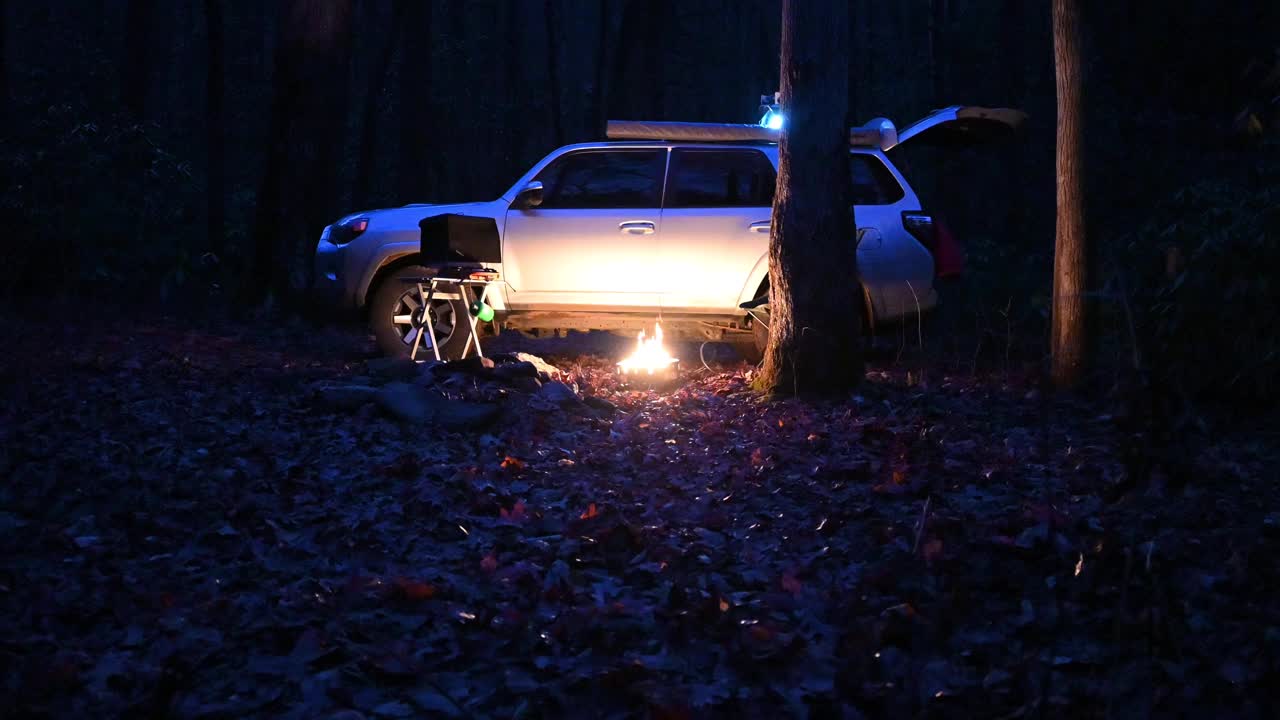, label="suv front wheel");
[370,265,470,360]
